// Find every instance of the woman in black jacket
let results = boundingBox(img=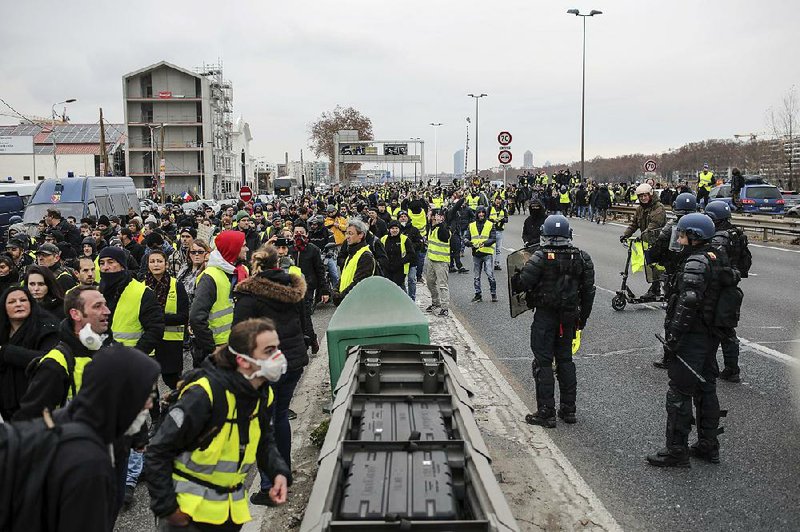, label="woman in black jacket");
[0,255,20,294]
[233,244,306,505]
[0,285,59,420]
[22,265,66,321]
[144,249,189,390]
